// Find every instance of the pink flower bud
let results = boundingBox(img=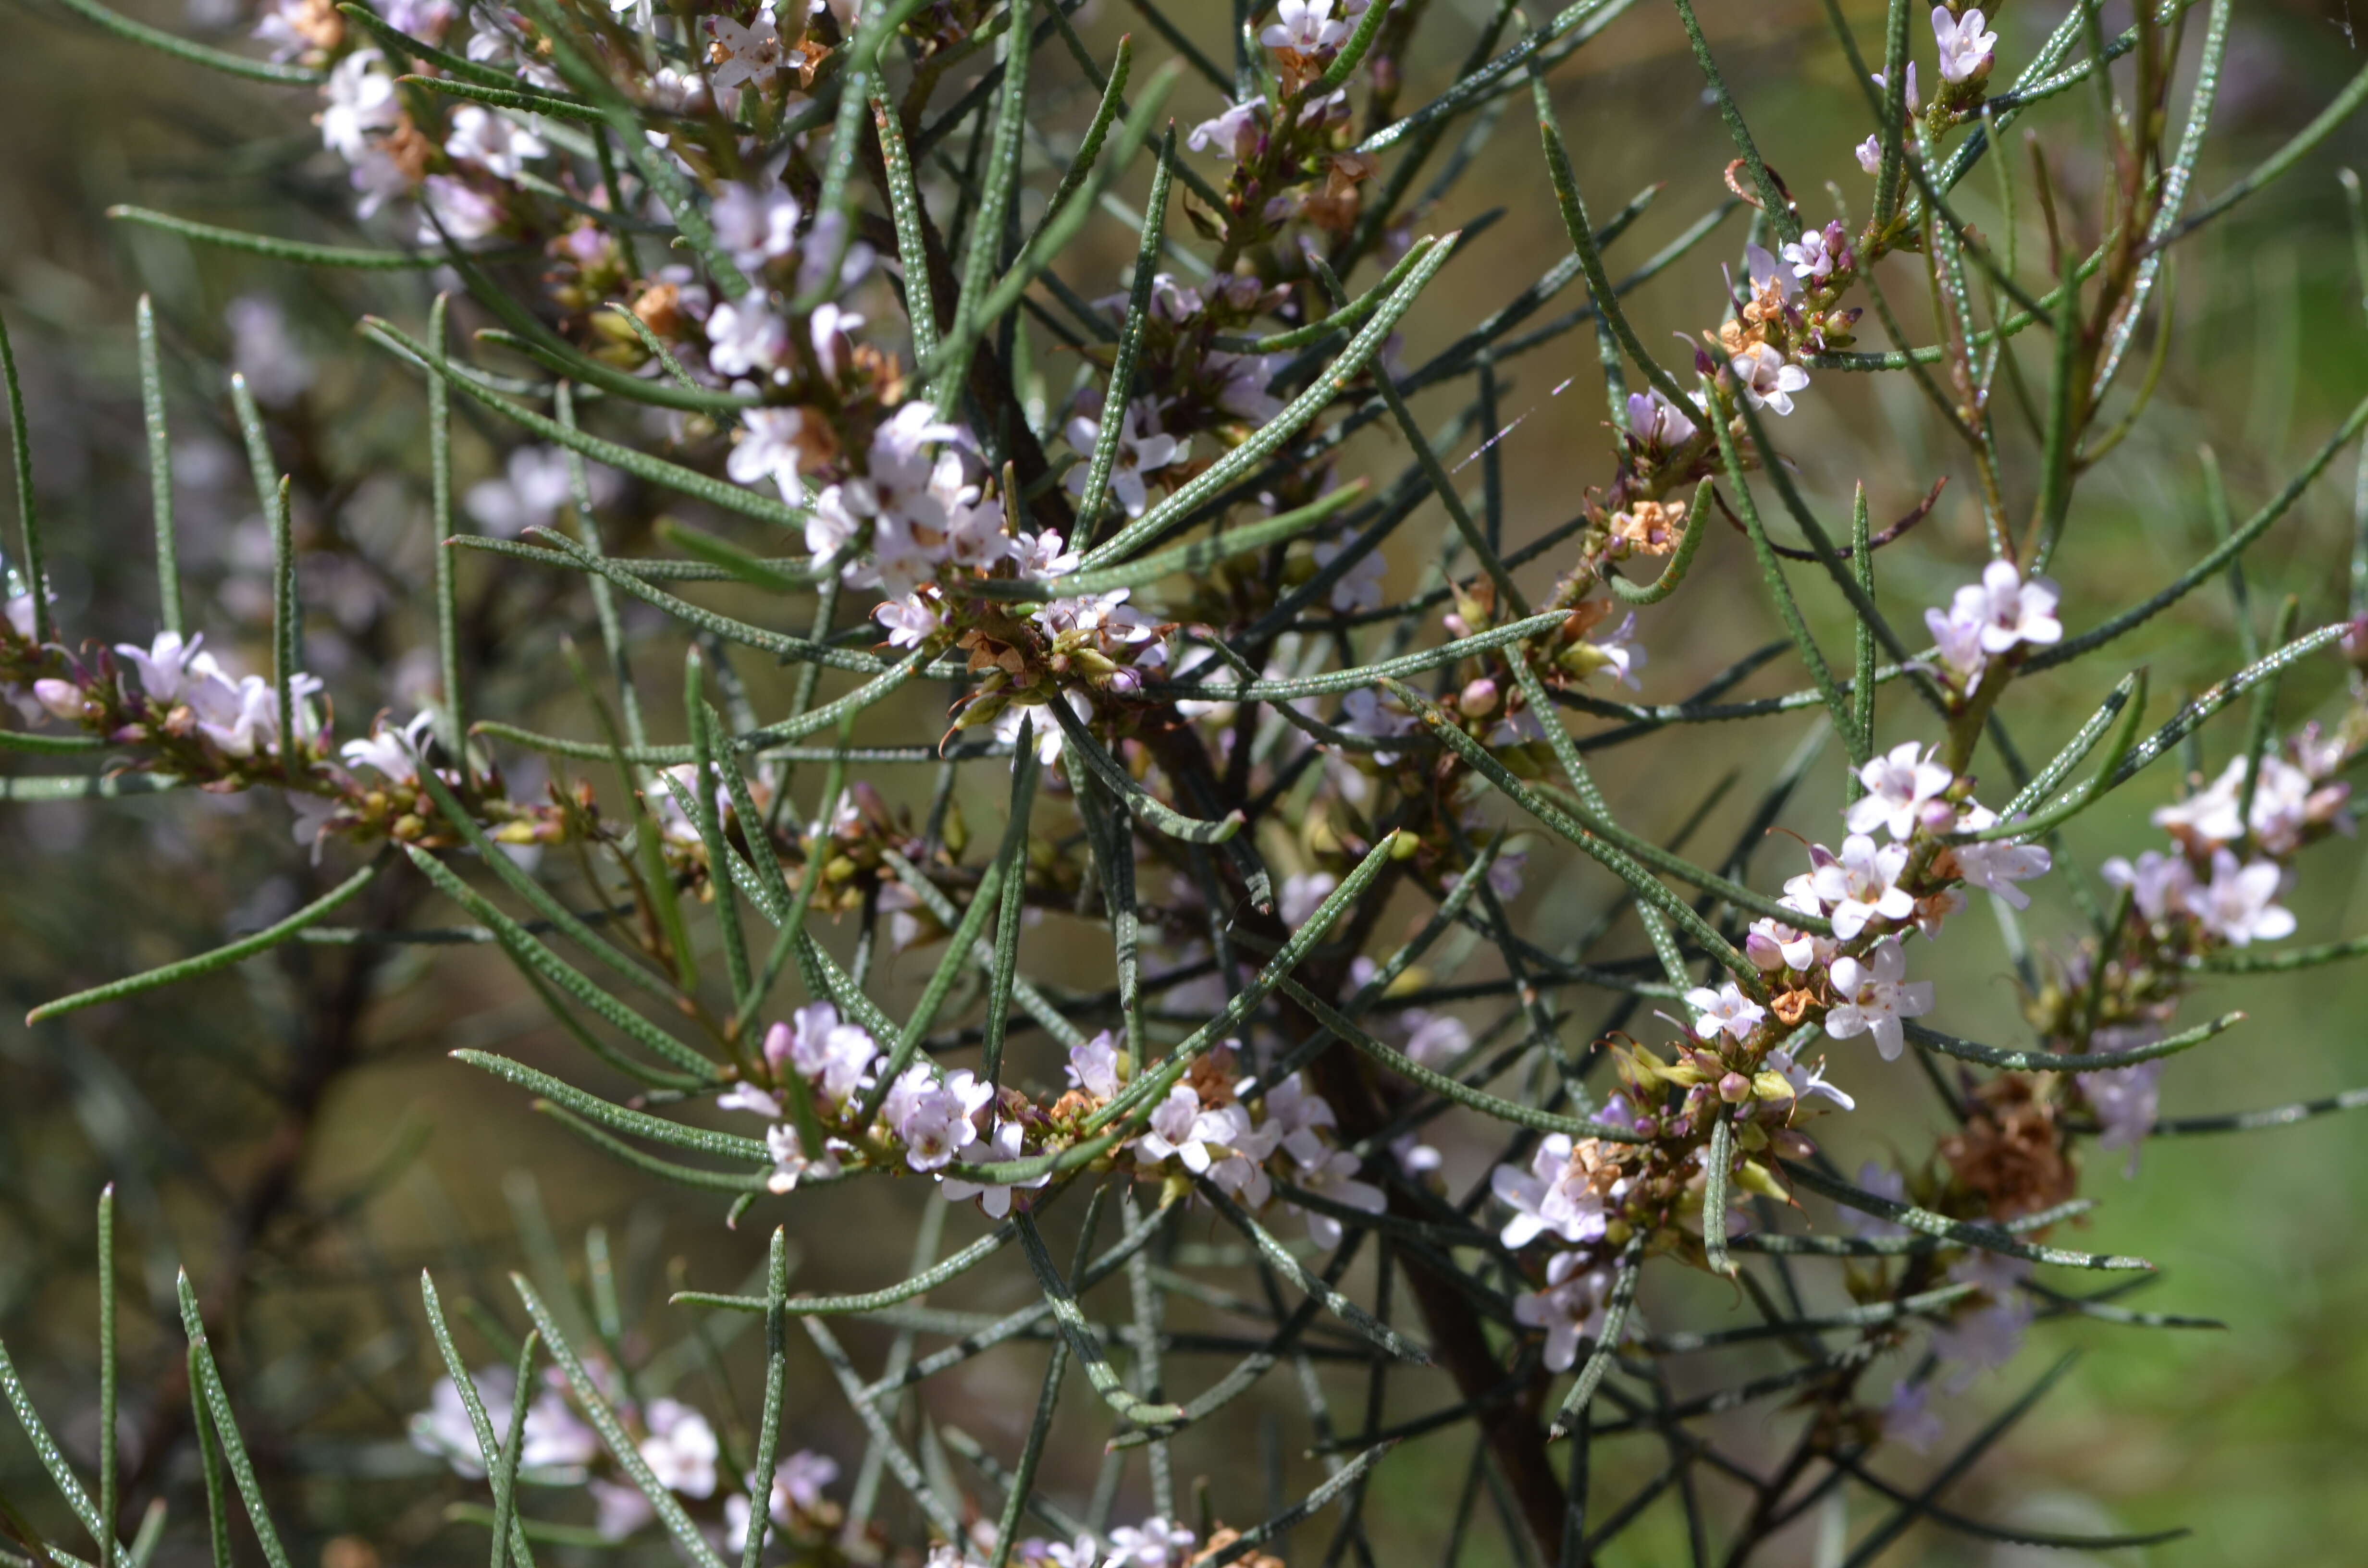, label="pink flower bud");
[762,1020,793,1072]
[1718,1071,1752,1103]
[32,678,82,722]
[1459,677,1499,715]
